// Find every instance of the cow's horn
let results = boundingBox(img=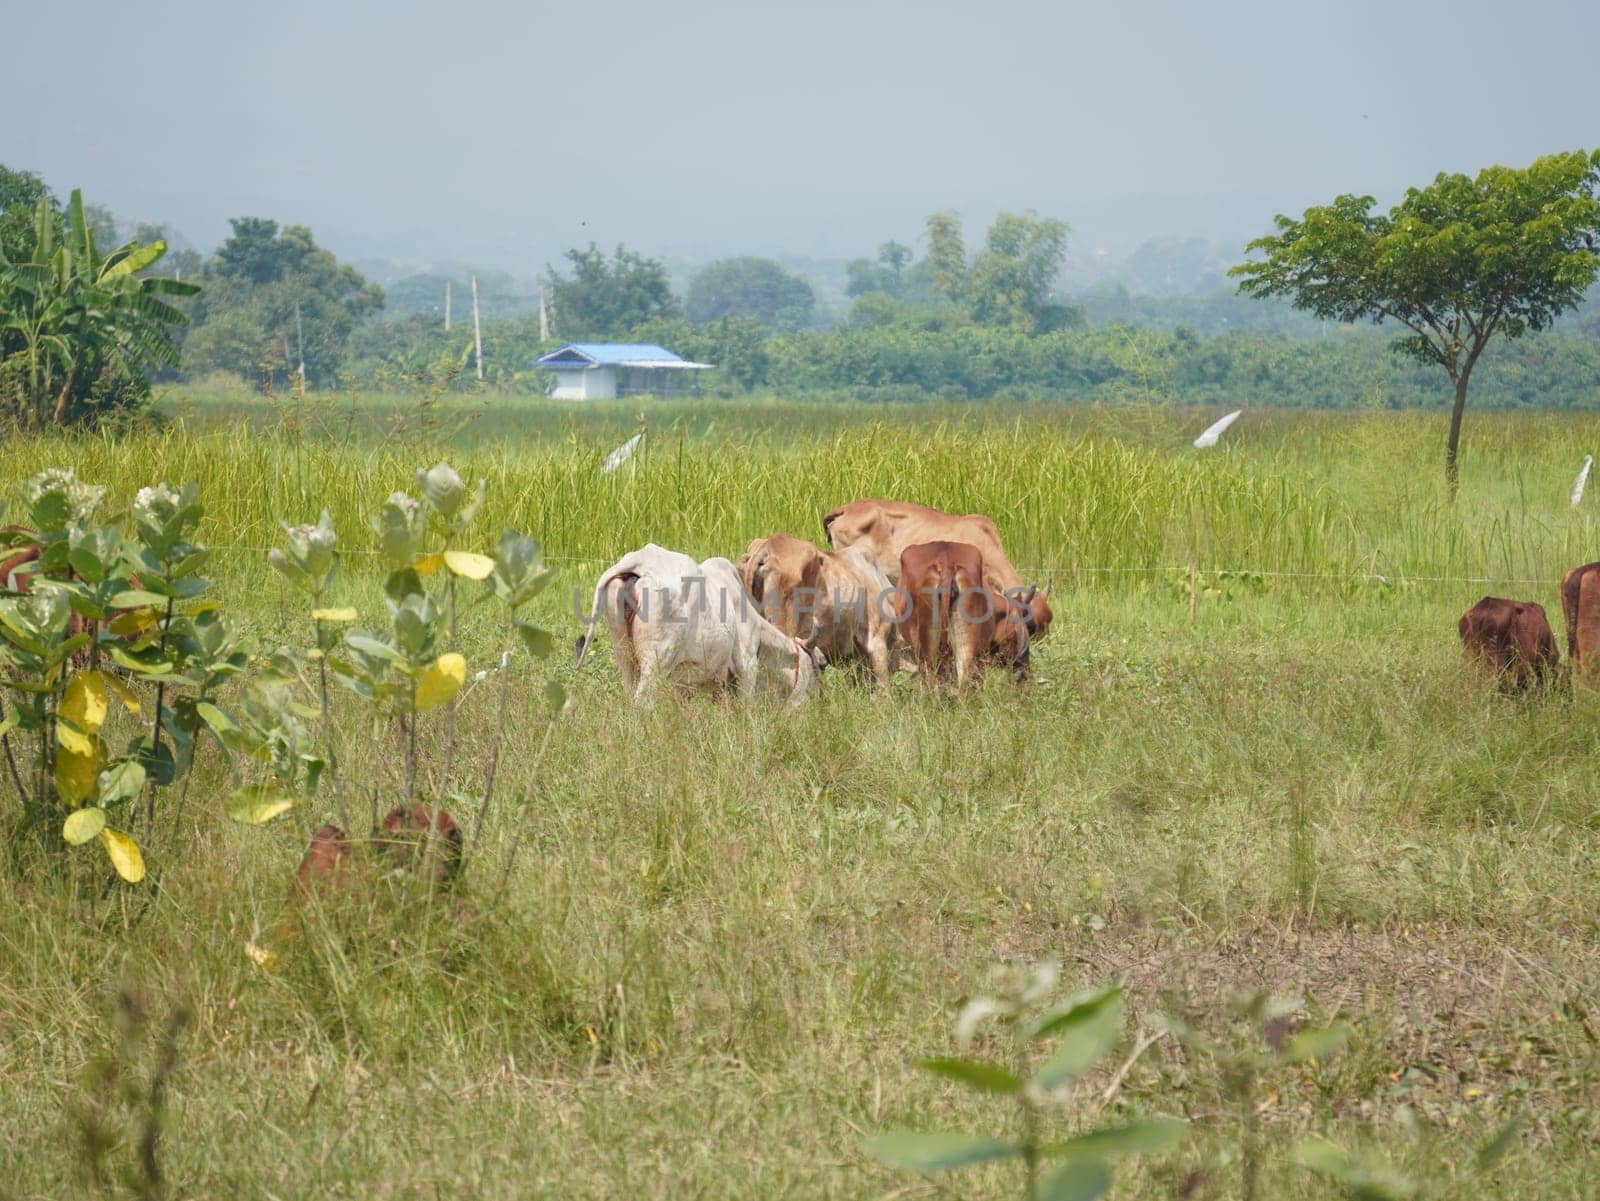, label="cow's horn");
[1023,584,1038,603]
